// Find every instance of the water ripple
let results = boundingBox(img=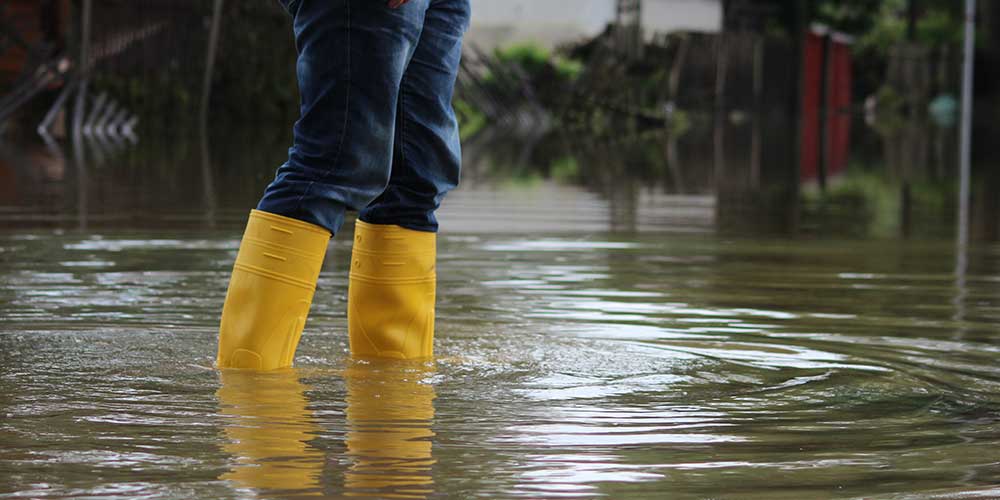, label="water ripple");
[1,233,998,498]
